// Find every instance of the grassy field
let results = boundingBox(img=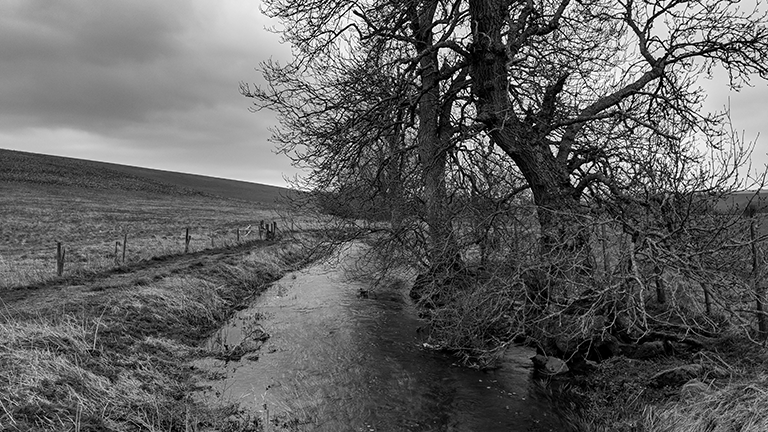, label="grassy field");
[0,149,329,431]
[0,149,301,289]
[0,182,286,288]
